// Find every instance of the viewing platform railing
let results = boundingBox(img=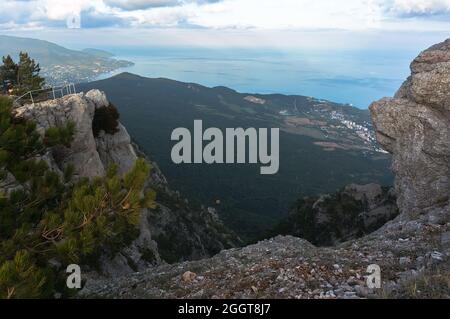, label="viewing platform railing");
[13,83,76,107]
